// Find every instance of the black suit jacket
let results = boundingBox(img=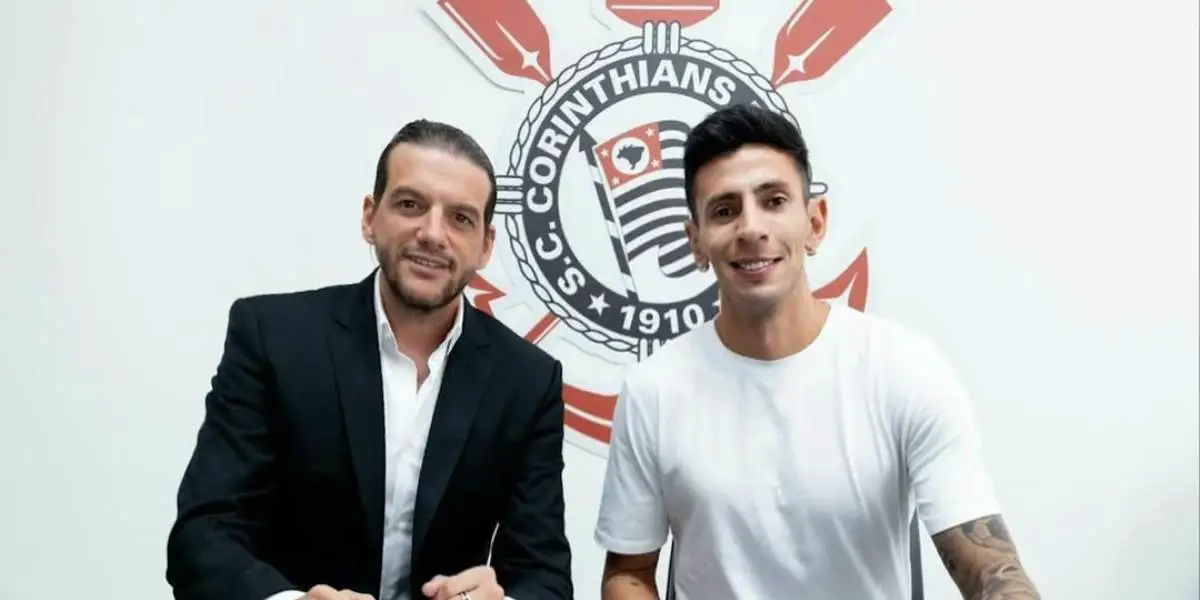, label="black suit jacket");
[166,273,572,600]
